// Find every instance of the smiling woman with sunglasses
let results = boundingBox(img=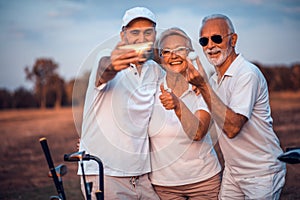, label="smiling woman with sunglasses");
[186,14,286,200]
